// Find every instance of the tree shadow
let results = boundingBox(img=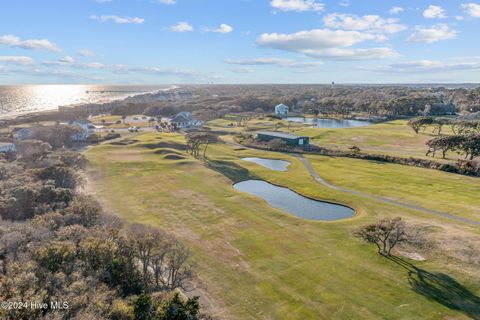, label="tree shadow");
[387,255,480,320]
[205,160,258,183]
